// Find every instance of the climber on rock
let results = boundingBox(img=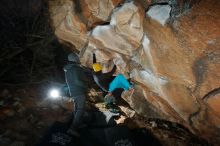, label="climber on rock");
[92,53,134,111]
[64,53,88,137]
